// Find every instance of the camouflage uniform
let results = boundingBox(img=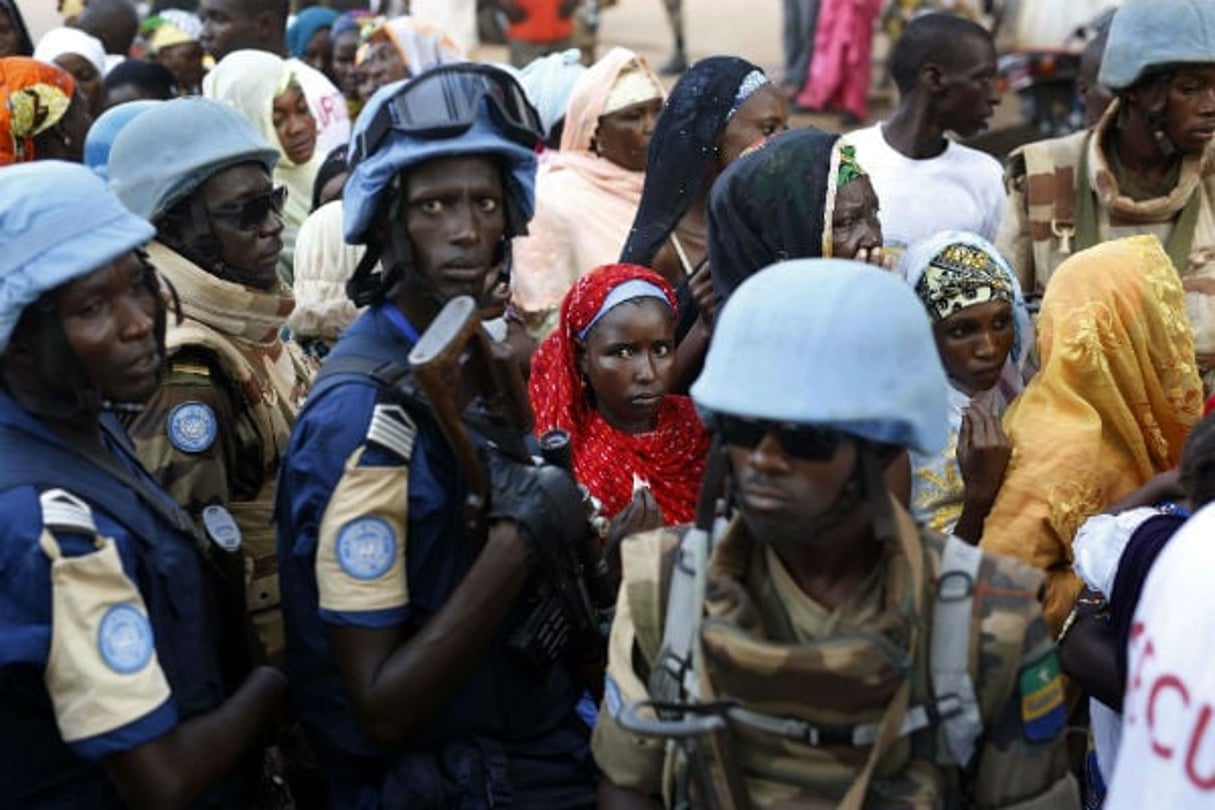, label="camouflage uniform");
[995,101,1215,387]
[593,504,1079,808]
[127,242,311,662]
